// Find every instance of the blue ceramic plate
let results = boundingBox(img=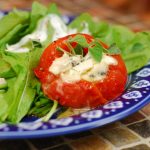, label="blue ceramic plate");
[0,13,150,139]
